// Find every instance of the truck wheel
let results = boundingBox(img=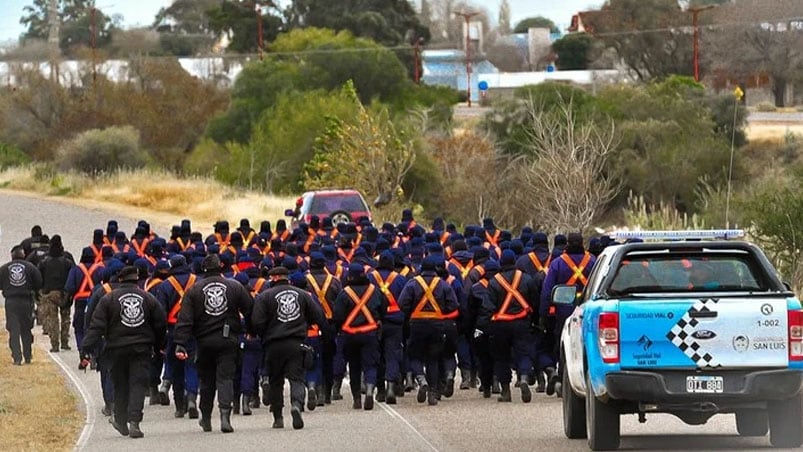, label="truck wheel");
[769,394,803,448]
[330,211,351,226]
[585,373,620,450]
[735,410,768,437]
[562,358,586,439]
